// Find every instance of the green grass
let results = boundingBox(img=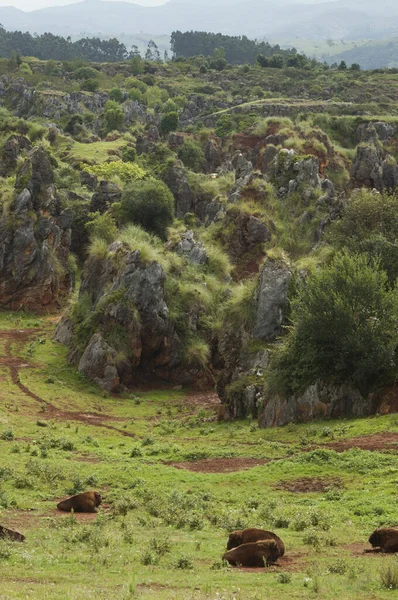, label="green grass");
[0,313,397,598]
[67,140,126,164]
